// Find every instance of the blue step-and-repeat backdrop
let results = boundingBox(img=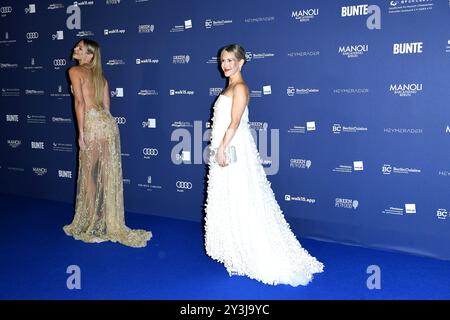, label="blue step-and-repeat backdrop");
[1,0,449,260]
